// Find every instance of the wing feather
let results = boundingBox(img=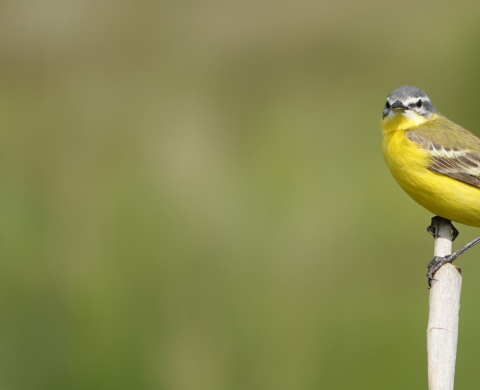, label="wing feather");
[406,118,480,189]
